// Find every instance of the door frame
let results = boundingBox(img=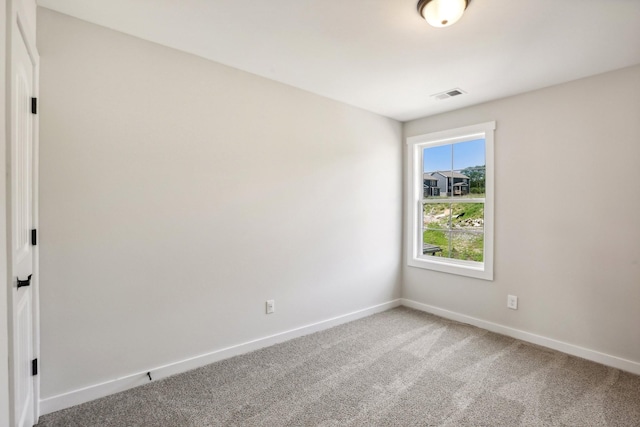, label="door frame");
[5,0,40,424]
[1,0,12,425]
